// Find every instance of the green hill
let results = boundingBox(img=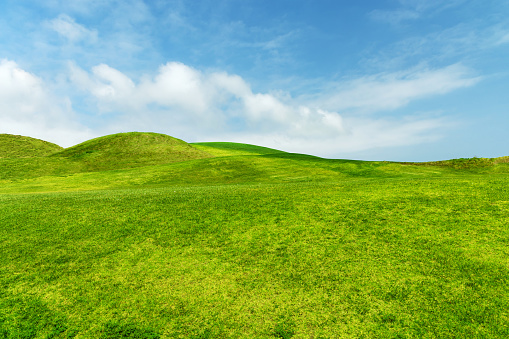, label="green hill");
[0,134,63,158]
[1,132,509,337]
[192,142,287,157]
[53,132,213,171]
[1,131,508,187]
